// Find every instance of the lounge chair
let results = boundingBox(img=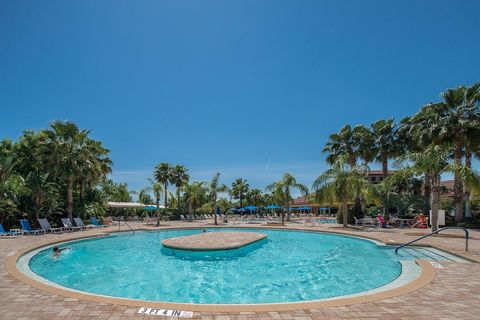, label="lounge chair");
[20,219,46,235]
[90,217,108,228]
[61,218,82,231]
[38,218,64,233]
[73,217,95,229]
[354,217,364,226]
[0,223,23,237]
